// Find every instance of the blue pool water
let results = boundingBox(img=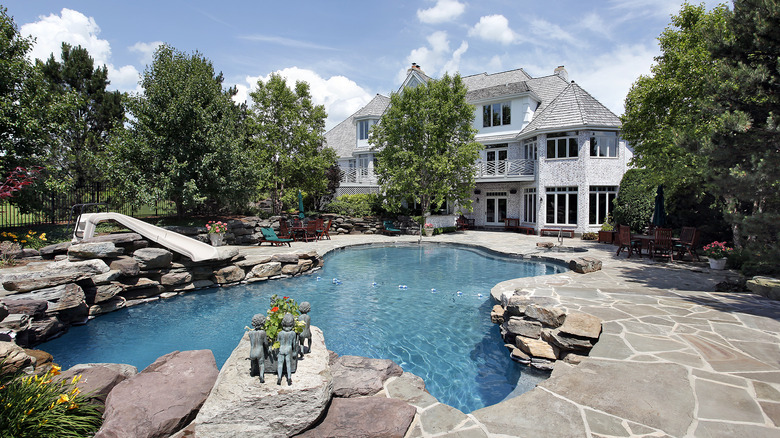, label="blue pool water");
[42,243,564,412]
